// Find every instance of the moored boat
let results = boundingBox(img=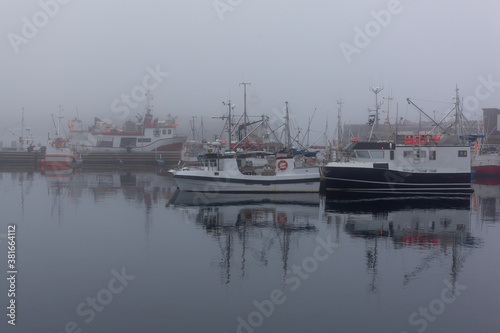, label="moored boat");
[321,137,472,196]
[69,94,186,153]
[44,111,80,170]
[322,88,473,196]
[472,153,500,176]
[173,152,320,193]
[43,138,79,169]
[173,99,320,193]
